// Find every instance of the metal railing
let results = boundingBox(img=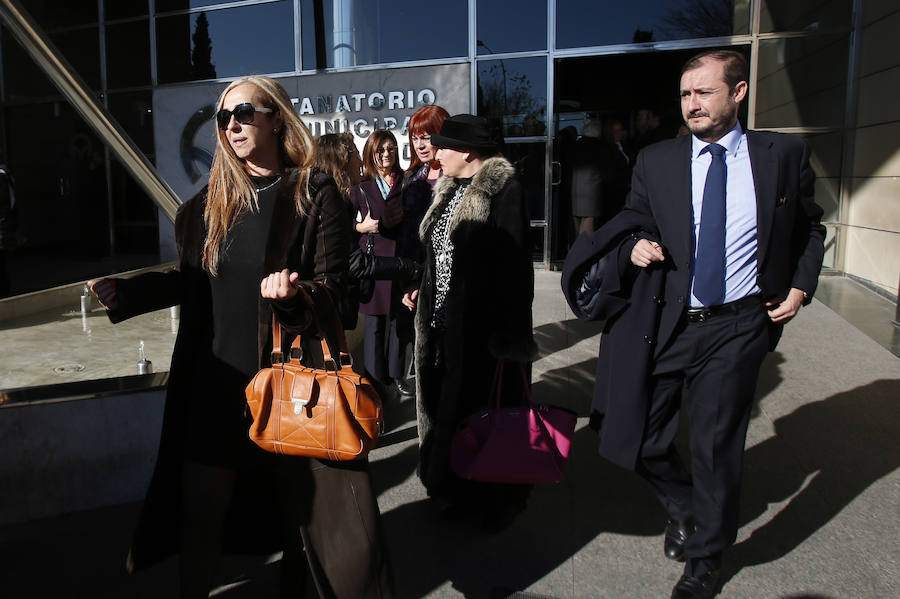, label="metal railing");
[0,0,181,222]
